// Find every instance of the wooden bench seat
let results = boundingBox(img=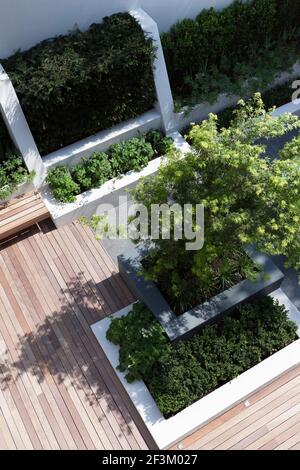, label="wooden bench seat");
[0,192,49,241]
